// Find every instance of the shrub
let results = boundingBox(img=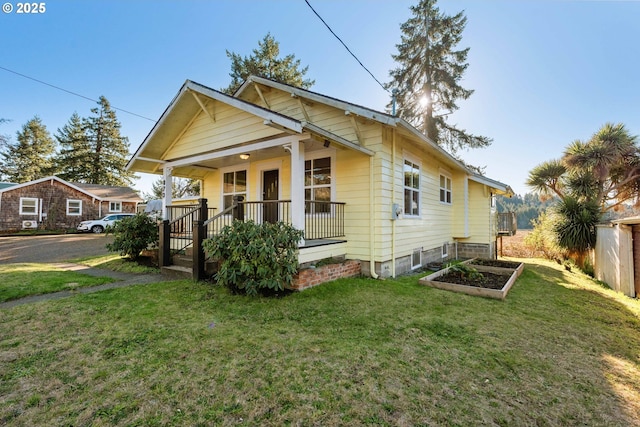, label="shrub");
[524,211,567,262]
[105,214,159,260]
[448,263,484,281]
[203,220,304,296]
